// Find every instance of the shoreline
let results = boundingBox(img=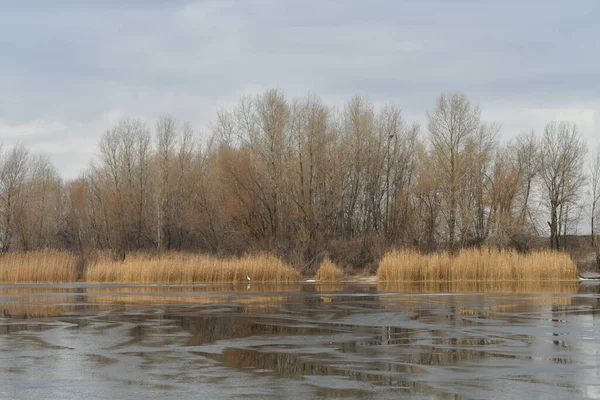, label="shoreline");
[2,277,590,286]
[0,248,585,285]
